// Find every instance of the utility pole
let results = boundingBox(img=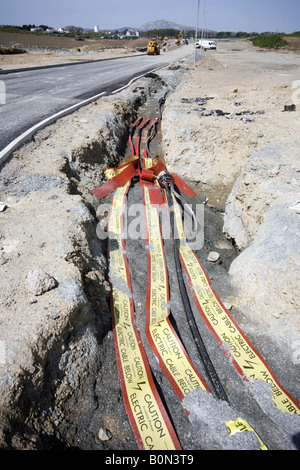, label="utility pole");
[200,0,206,59]
[194,0,200,62]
